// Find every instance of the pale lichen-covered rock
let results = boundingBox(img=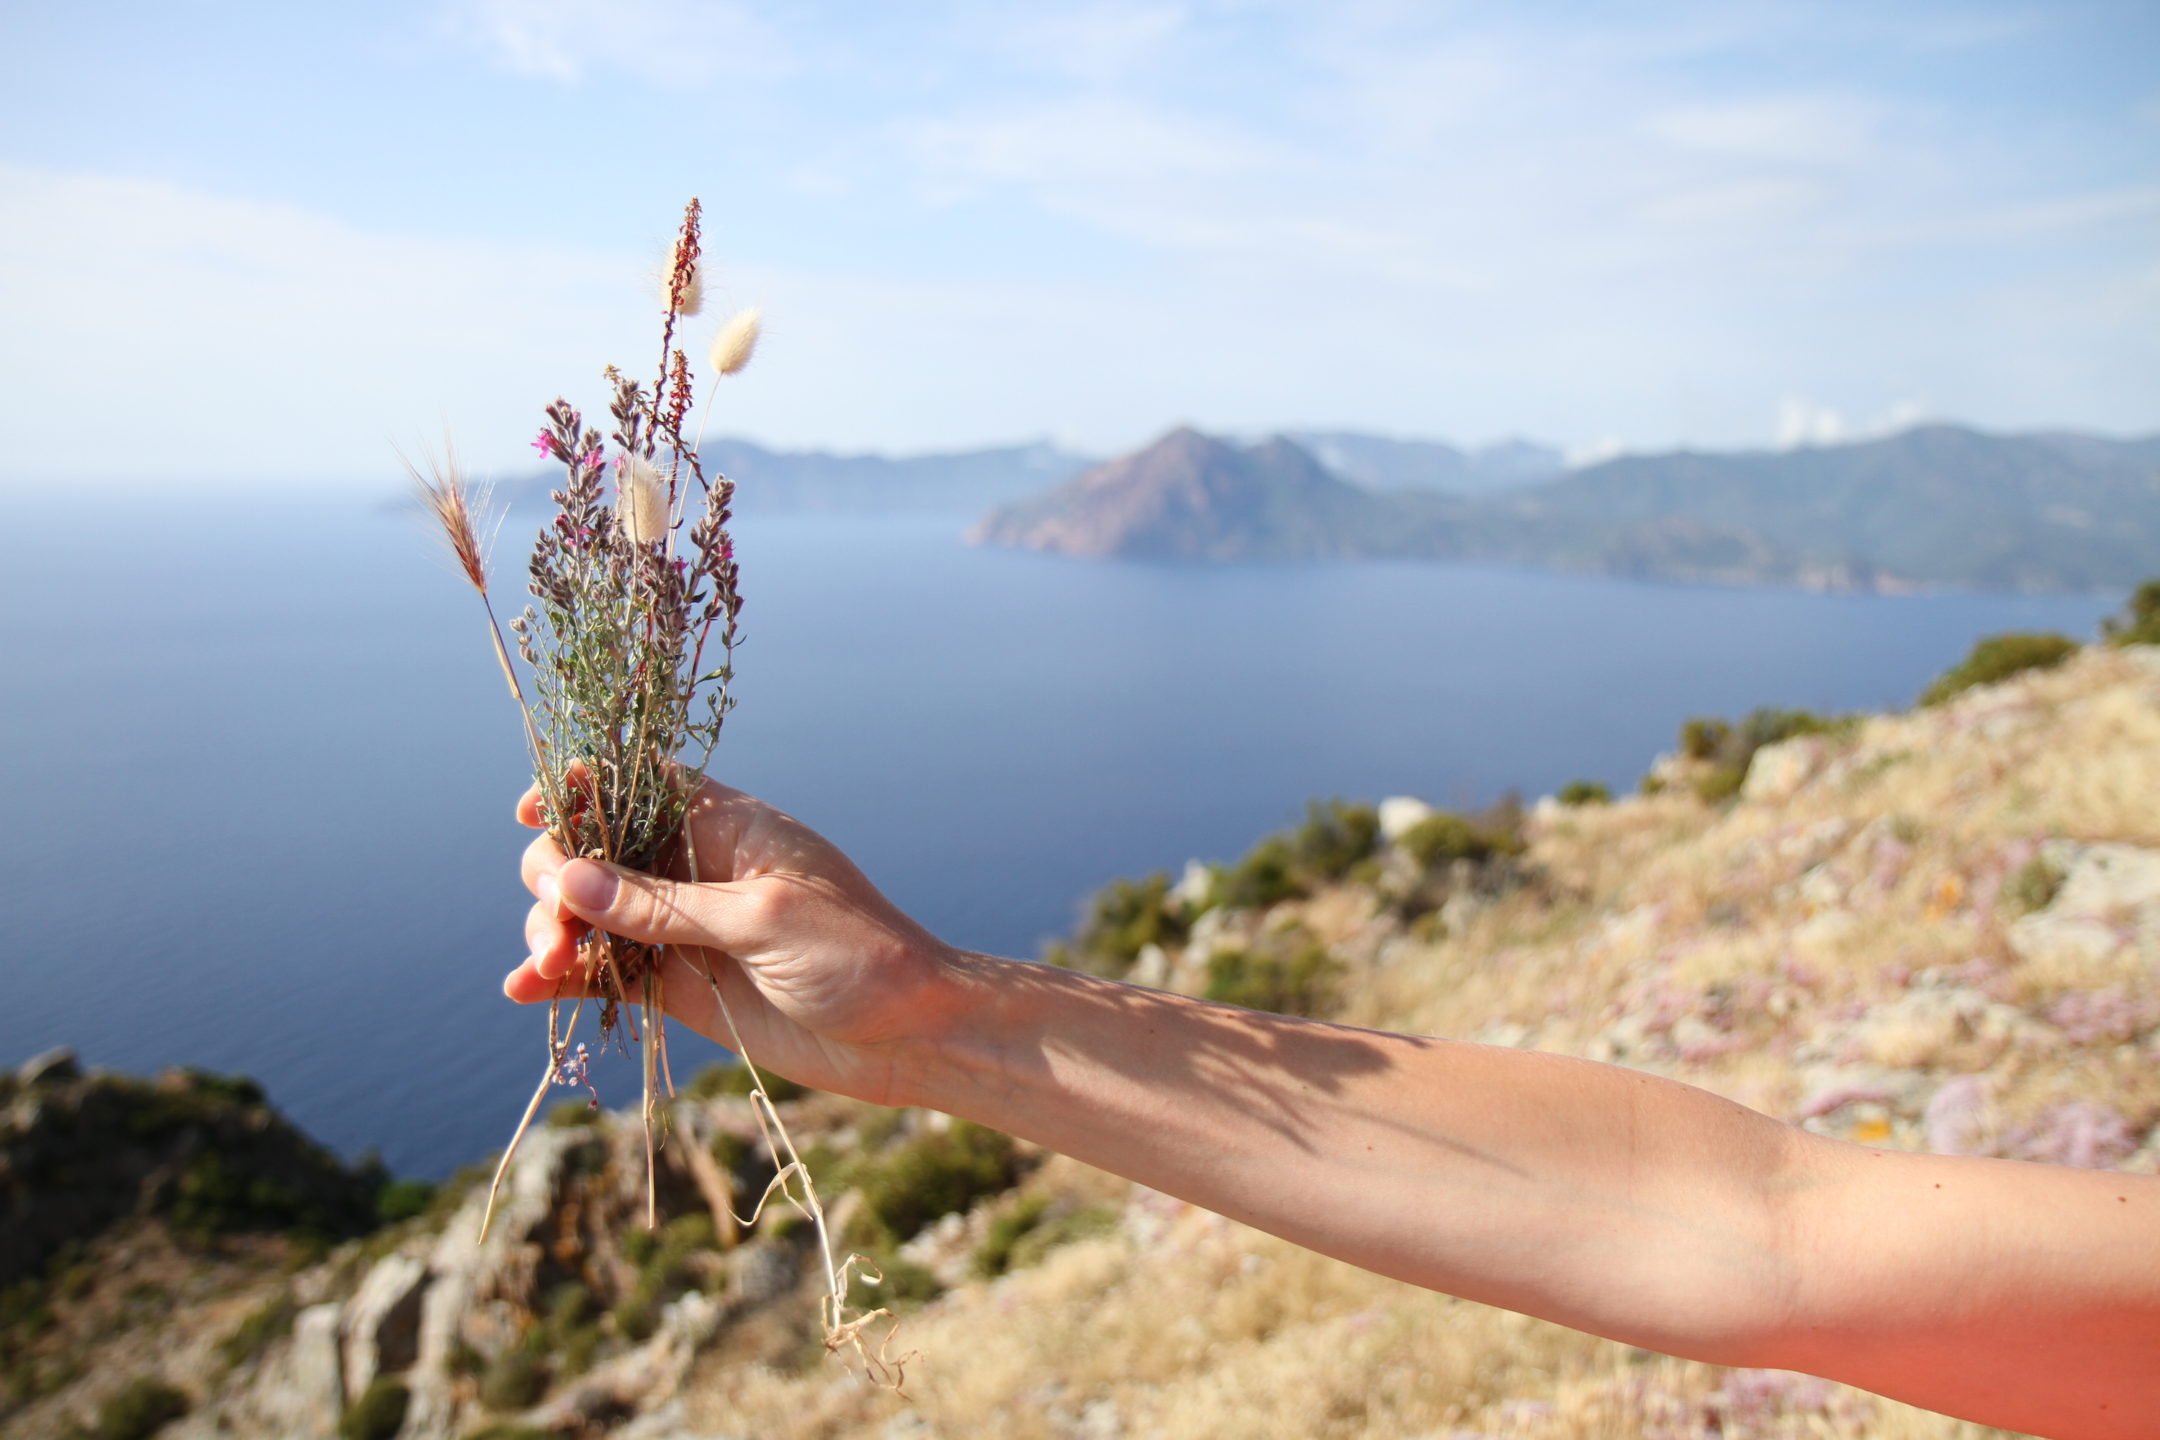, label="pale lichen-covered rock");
[341,1251,428,1403]
[1377,795,1434,841]
[1742,736,1827,803]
